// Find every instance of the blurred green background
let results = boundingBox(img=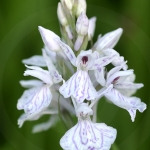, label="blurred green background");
[0,0,150,149]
